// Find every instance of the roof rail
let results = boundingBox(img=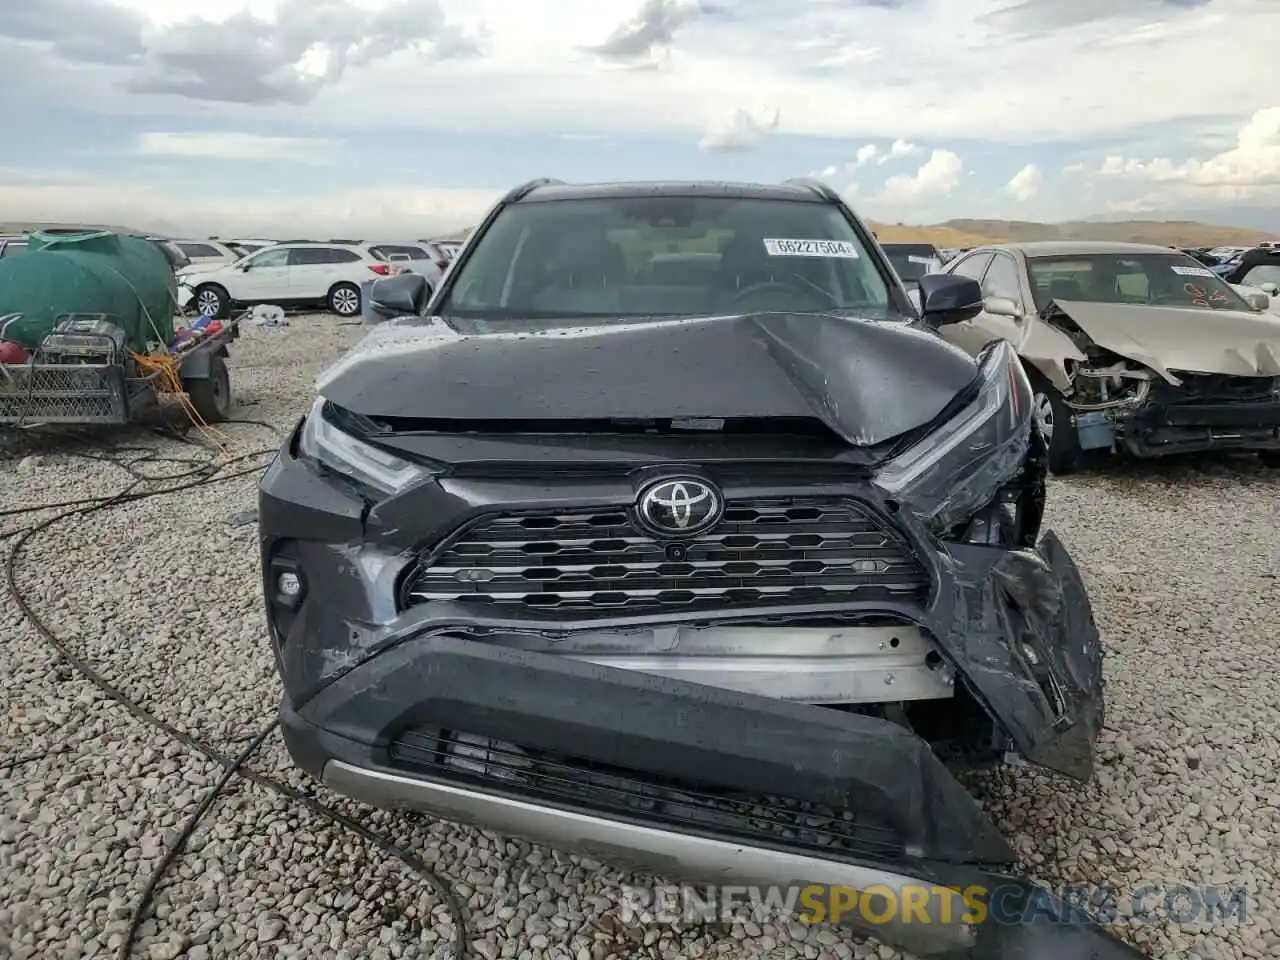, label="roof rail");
[781,177,840,202]
[503,178,565,204]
